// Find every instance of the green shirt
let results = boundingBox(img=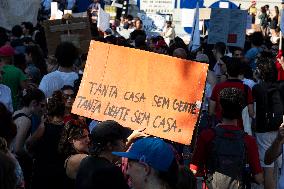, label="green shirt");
[2,65,27,109]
